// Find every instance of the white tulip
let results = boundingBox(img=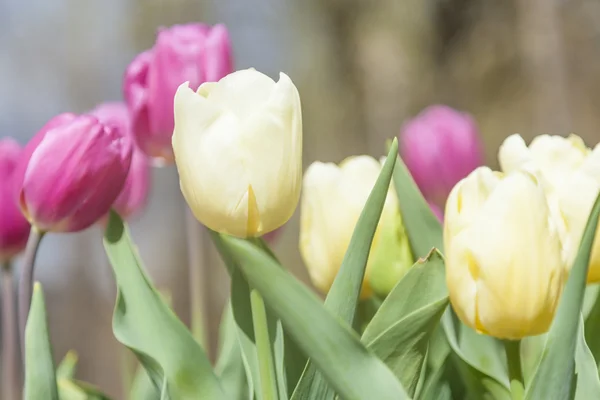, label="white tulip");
[172,69,302,238]
[444,167,566,339]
